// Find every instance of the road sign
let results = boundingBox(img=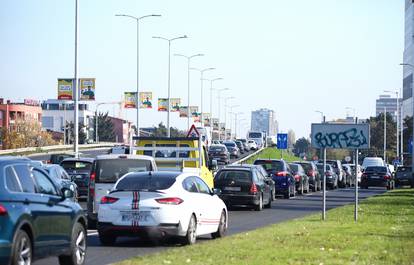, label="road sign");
[186,124,200,138]
[311,123,370,149]
[277,133,288,149]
